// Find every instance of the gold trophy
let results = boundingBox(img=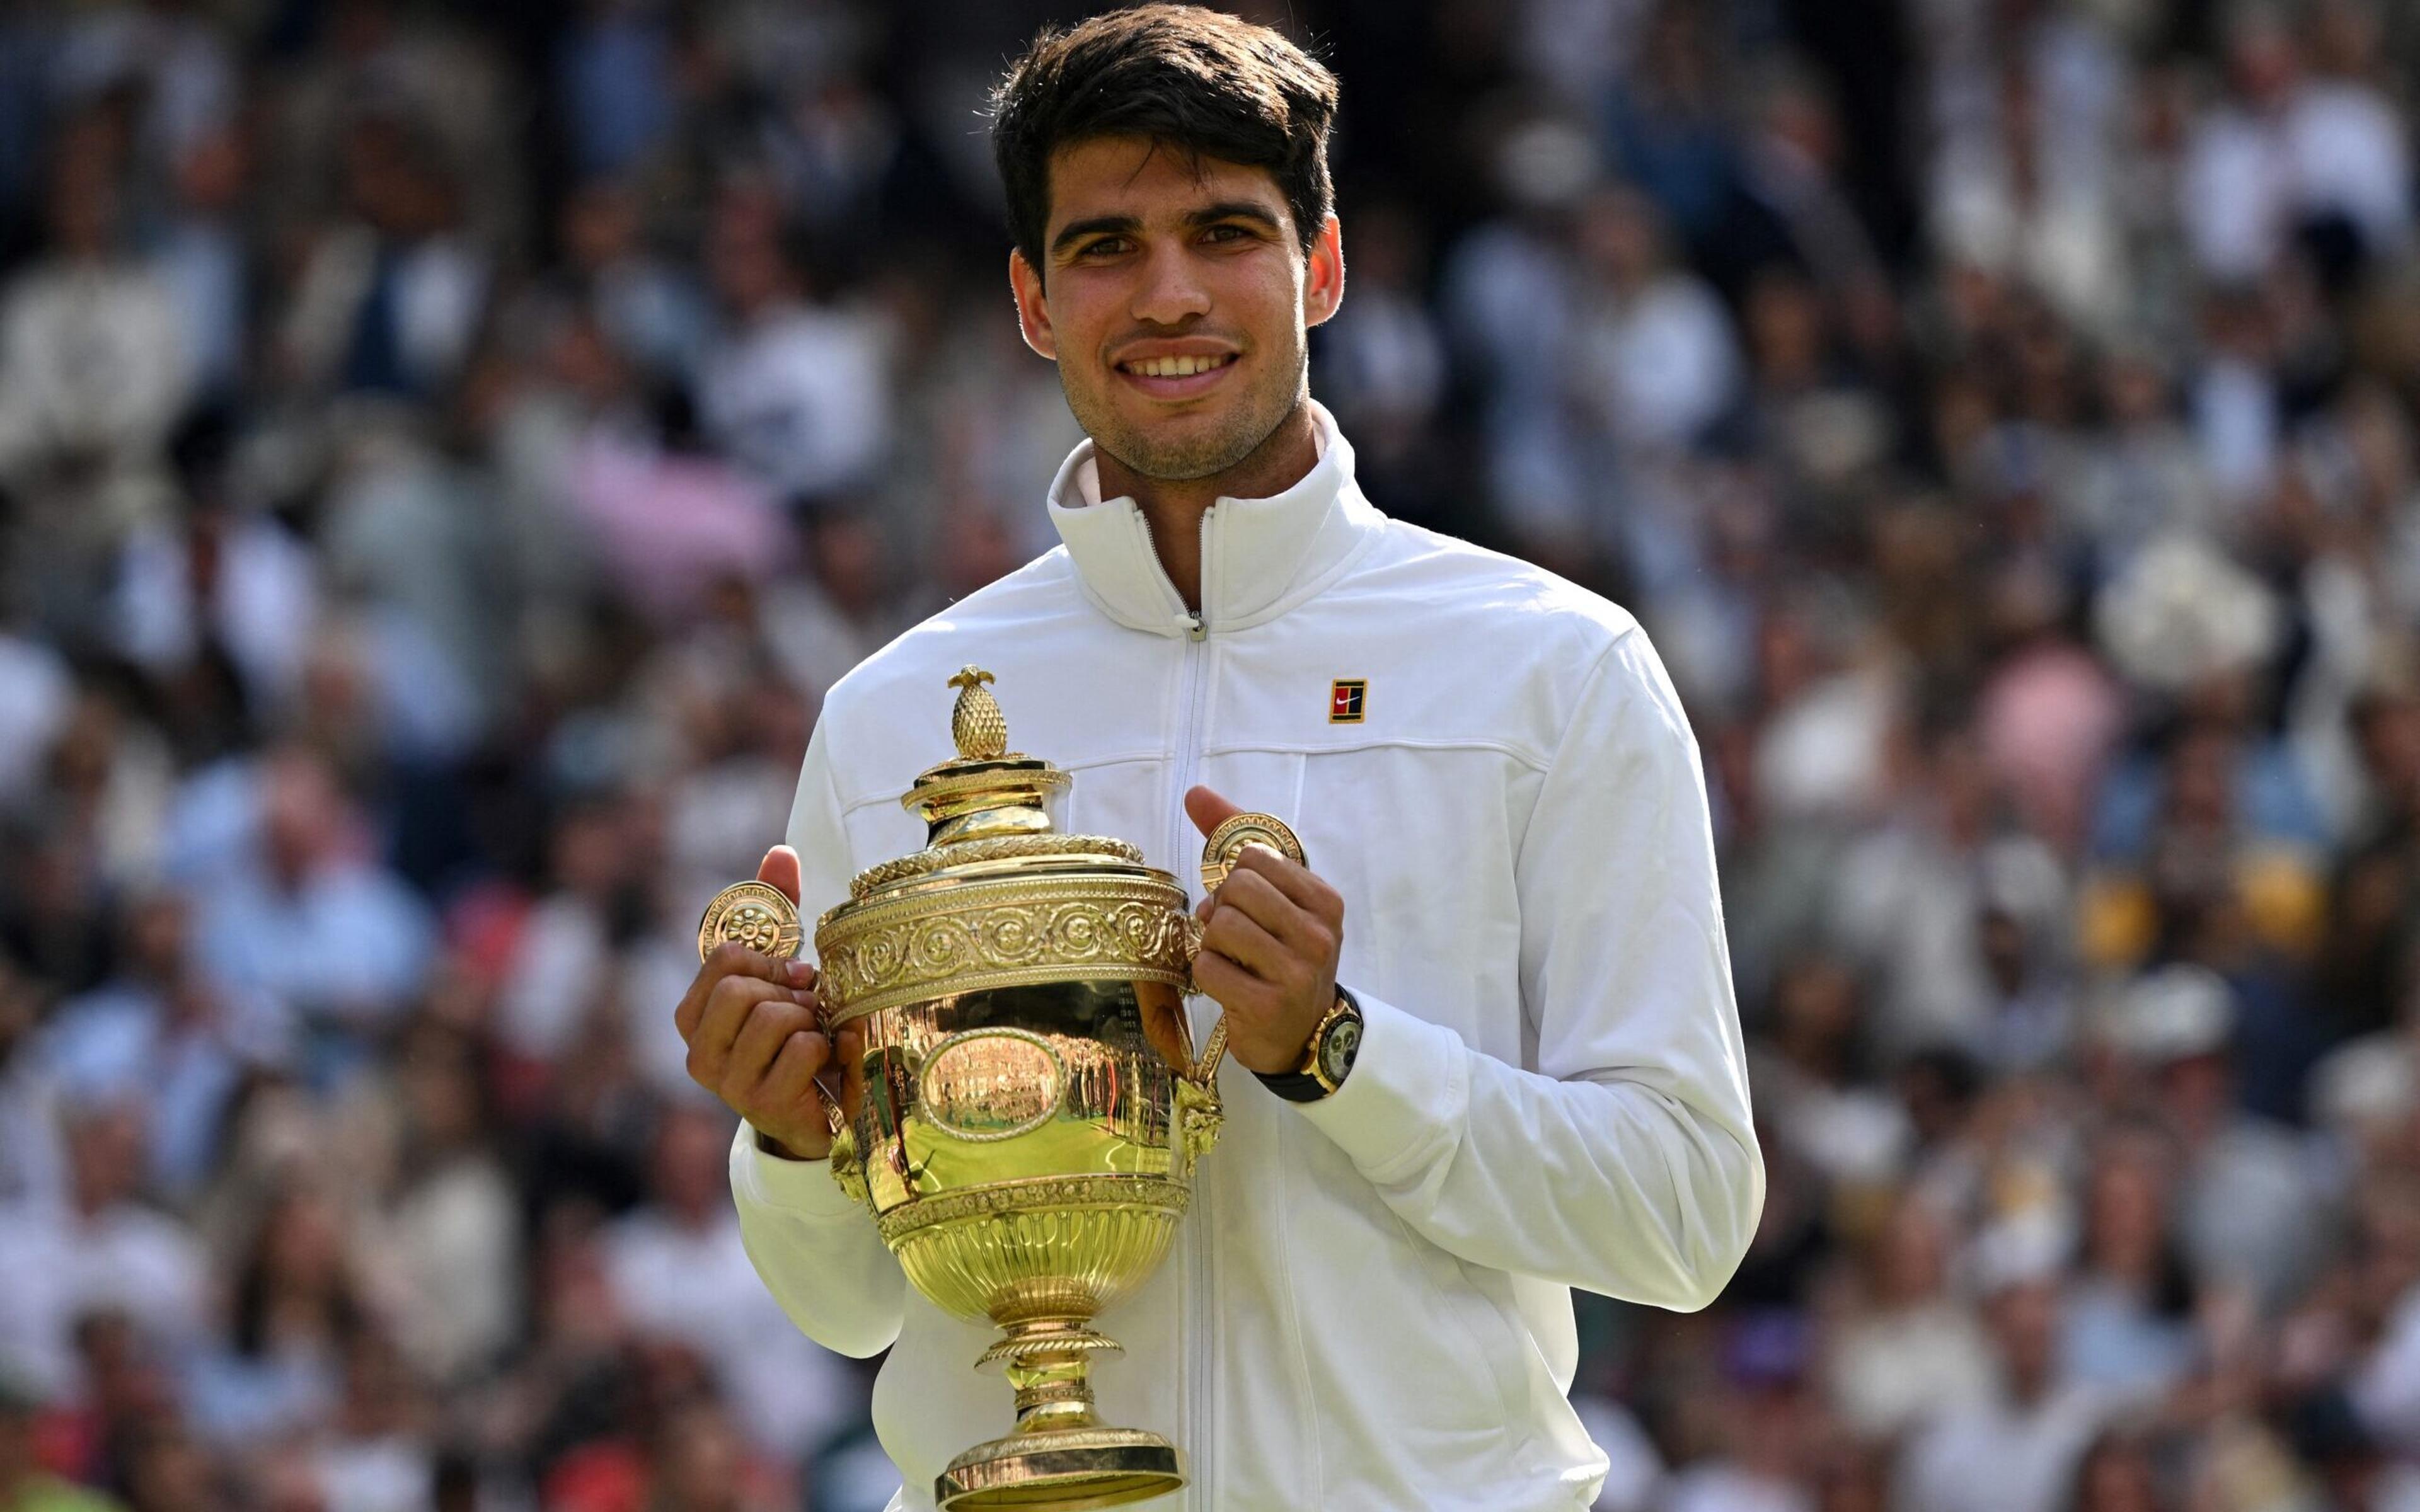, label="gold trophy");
[700,667,1303,1510]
